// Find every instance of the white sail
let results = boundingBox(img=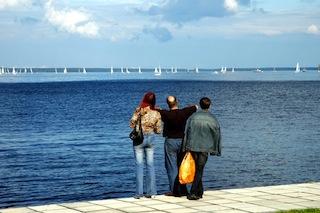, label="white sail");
[232,68,235,72]
[221,67,227,74]
[12,67,16,75]
[295,62,300,73]
[172,67,177,73]
[55,68,58,74]
[110,67,114,74]
[121,67,124,73]
[83,67,87,74]
[195,67,199,73]
[154,67,161,76]
[138,67,142,73]
[30,68,33,73]
[64,67,67,74]
[24,68,27,73]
